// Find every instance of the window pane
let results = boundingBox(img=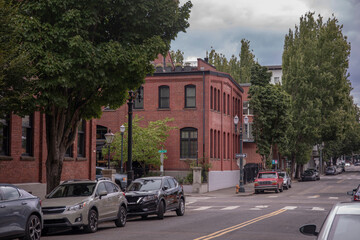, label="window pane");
[190,131,197,139]
[160,98,169,108]
[180,140,189,158]
[134,87,144,109]
[190,140,197,158]
[0,118,9,155]
[186,97,196,108]
[187,87,195,97]
[181,131,189,138]
[160,87,169,97]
